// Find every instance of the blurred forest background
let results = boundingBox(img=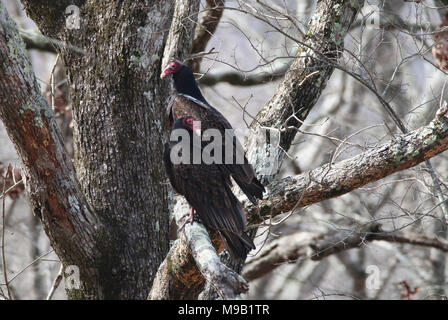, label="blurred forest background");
[1,0,448,299]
